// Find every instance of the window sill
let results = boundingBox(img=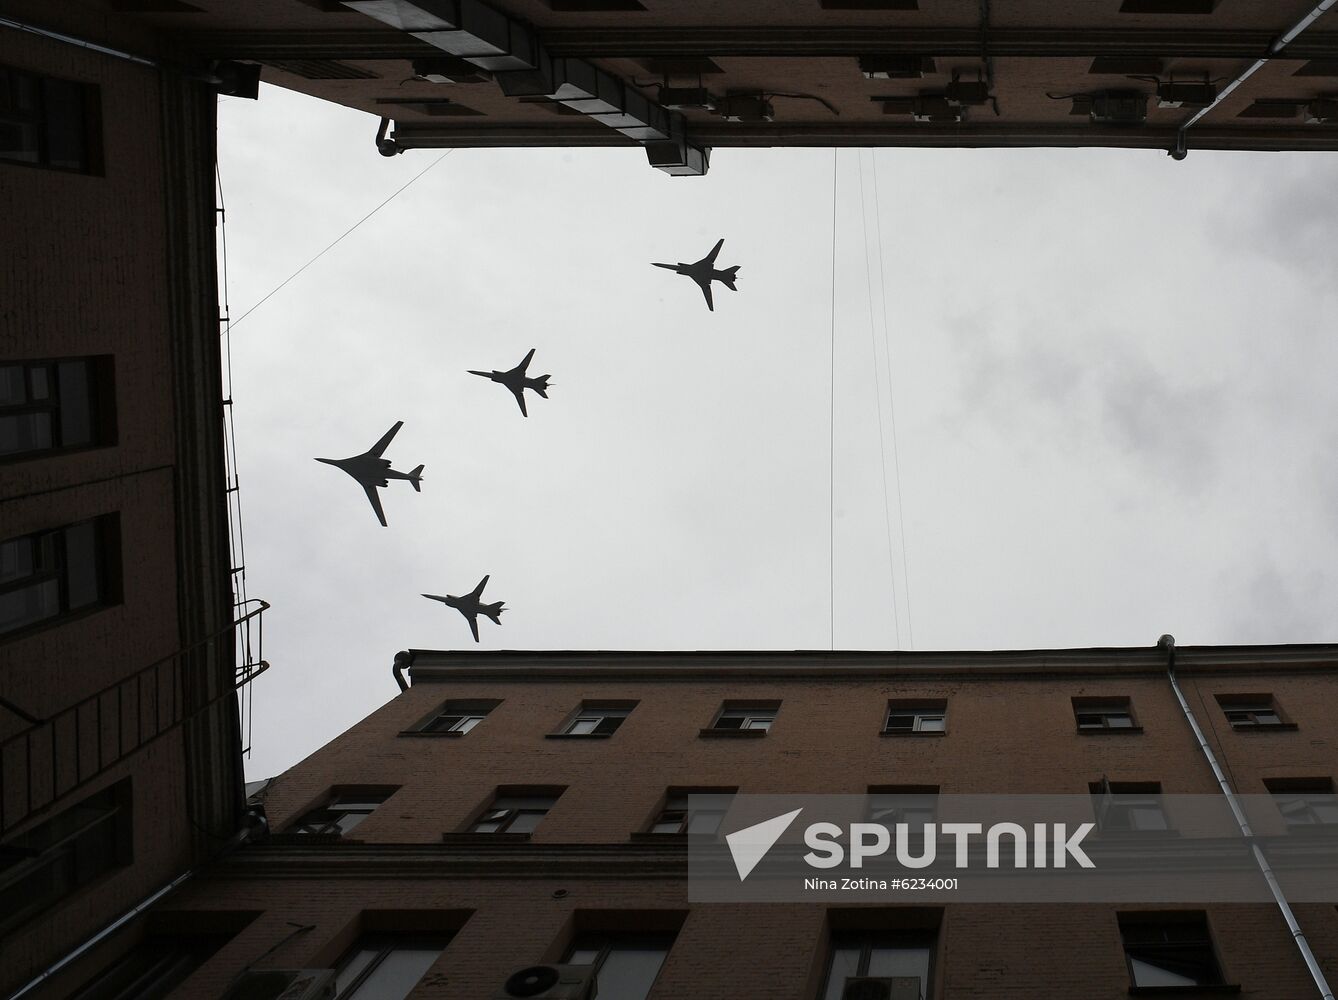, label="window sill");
[441,832,532,844]
[699,728,767,738]
[1281,823,1338,837]
[398,730,466,738]
[1229,723,1298,732]
[1076,727,1145,735]
[1129,985,1240,996]
[545,733,613,739]
[879,730,947,738]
